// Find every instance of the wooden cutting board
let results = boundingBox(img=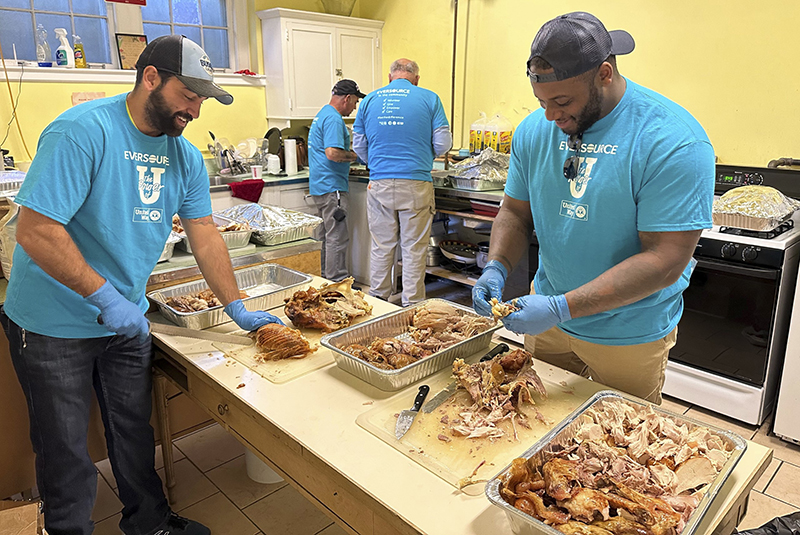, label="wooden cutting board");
[357,346,608,495]
[212,306,375,384]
